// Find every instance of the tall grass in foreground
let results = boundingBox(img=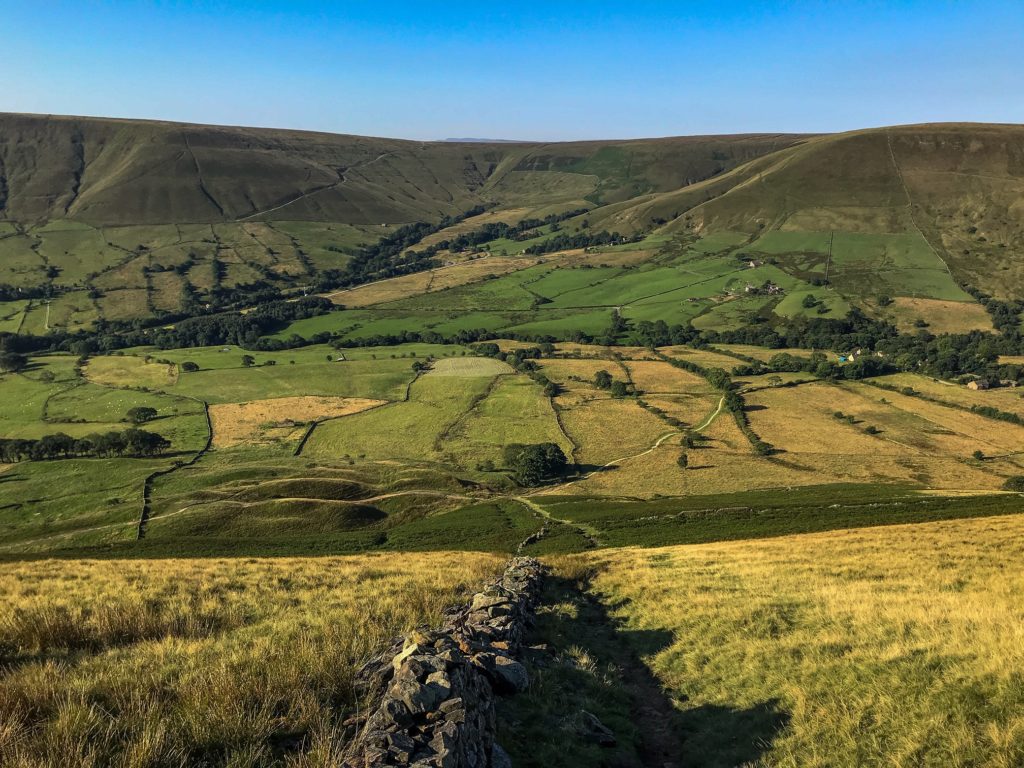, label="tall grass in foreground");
[579,513,1024,767]
[0,553,503,767]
